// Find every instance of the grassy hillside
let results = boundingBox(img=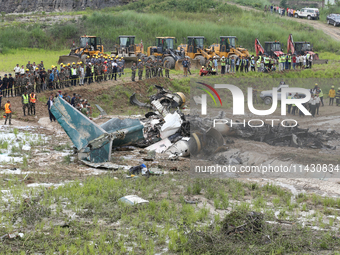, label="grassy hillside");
[0,0,339,54]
